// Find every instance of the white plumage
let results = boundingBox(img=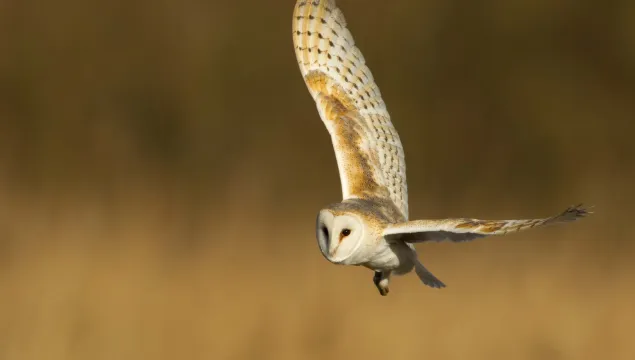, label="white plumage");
[293,0,589,296]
